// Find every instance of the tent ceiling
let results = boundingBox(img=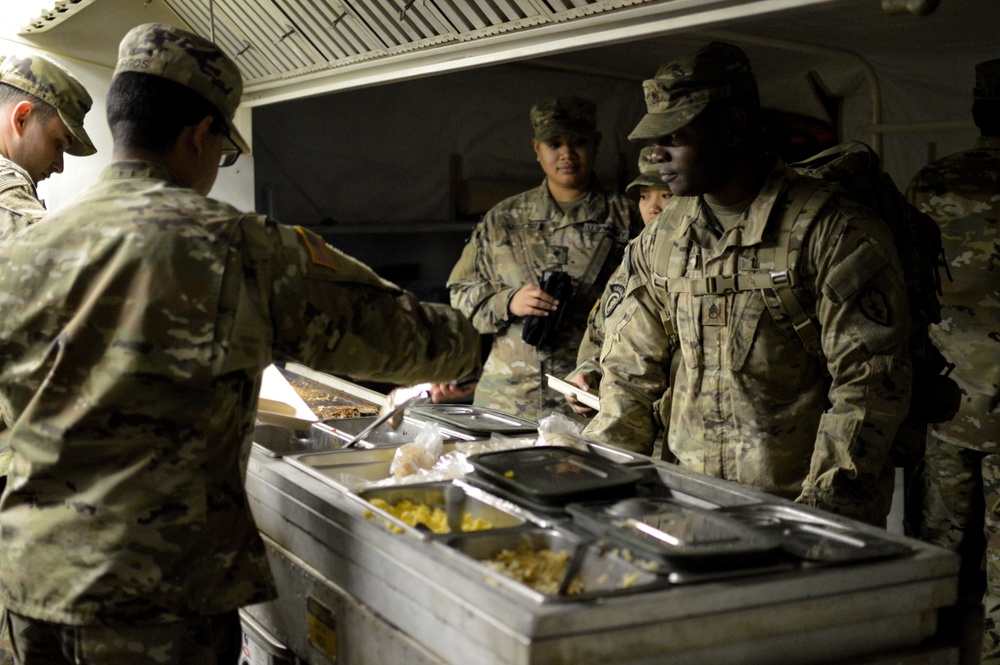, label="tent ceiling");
[15,0,999,109]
